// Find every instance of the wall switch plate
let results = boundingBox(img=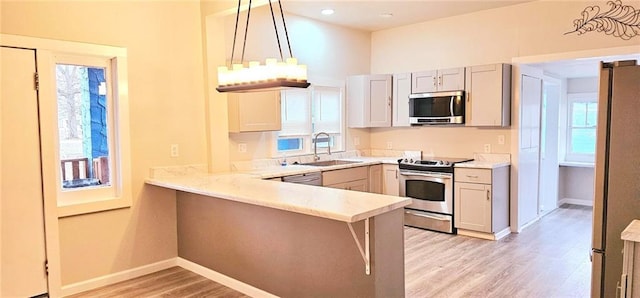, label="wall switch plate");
[354,137,360,146]
[498,135,505,145]
[238,143,247,153]
[386,141,393,149]
[483,144,491,153]
[170,144,179,157]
